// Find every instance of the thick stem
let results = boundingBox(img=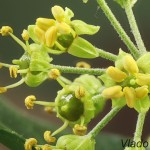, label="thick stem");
[89,106,122,138]
[51,64,105,76]
[133,112,146,142]
[96,48,117,61]
[124,0,147,55]
[96,0,140,59]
